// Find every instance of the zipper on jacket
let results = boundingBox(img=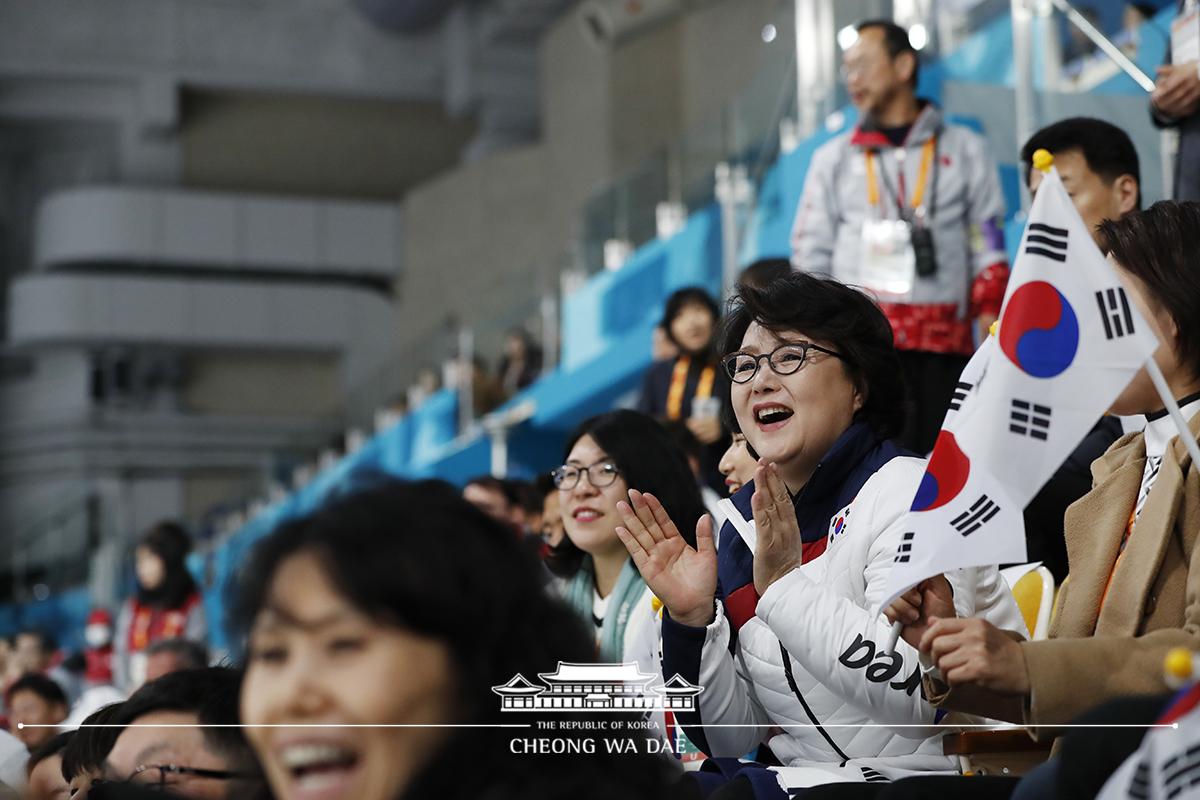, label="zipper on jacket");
[779,642,852,764]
